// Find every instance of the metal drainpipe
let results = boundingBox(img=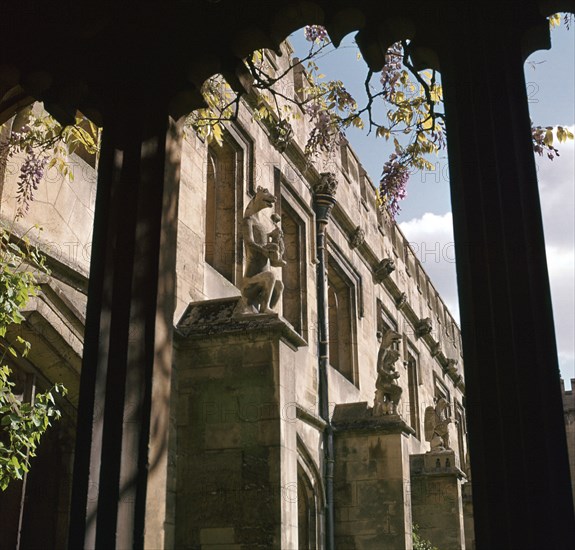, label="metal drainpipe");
[312,173,338,550]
